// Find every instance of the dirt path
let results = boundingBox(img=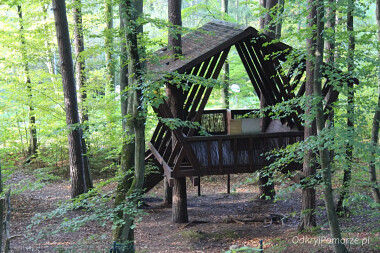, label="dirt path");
[8,172,380,252]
